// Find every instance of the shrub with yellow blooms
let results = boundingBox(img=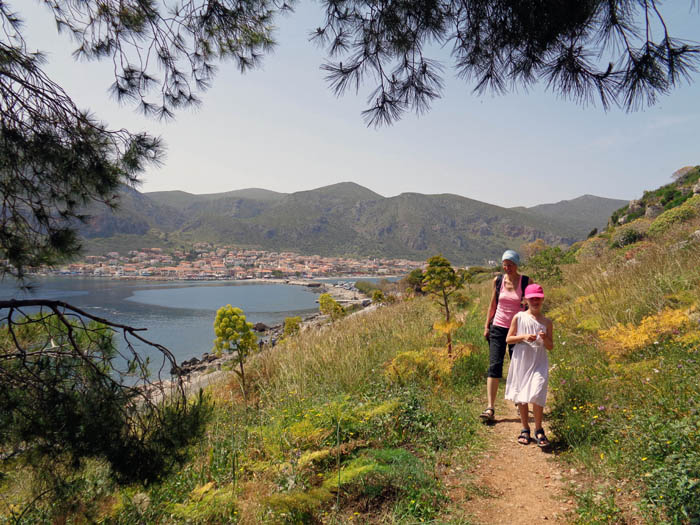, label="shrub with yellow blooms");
[213,305,257,400]
[598,308,691,358]
[318,293,345,320]
[384,345,471,387]
[421,255,468,355]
